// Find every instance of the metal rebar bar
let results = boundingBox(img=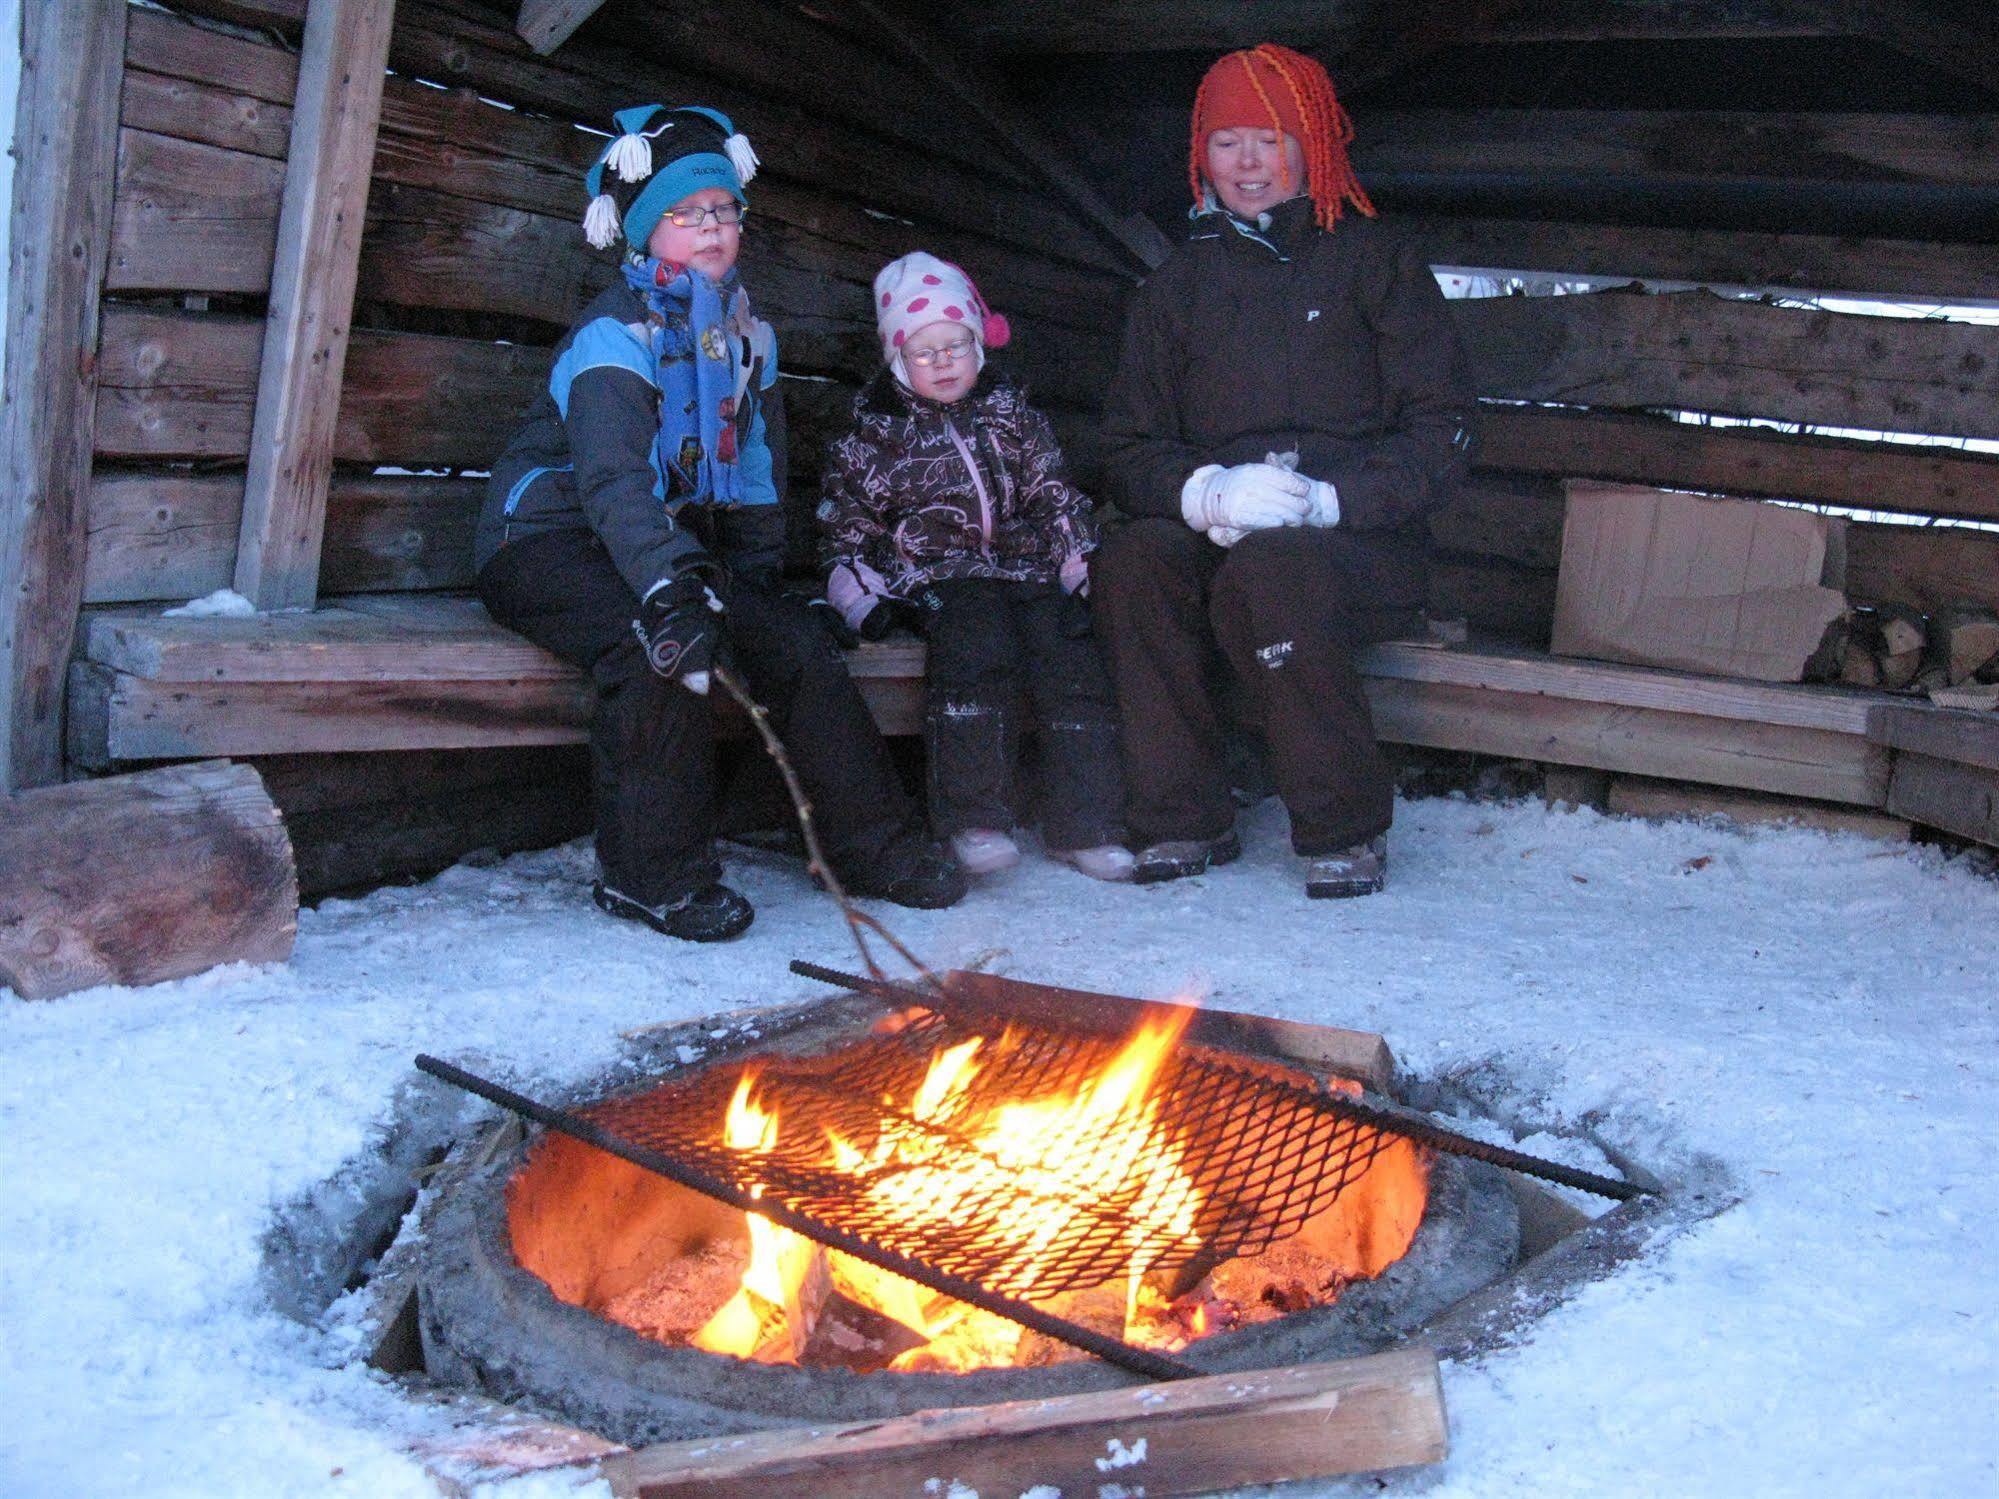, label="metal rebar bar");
[413,1054,1202,1382]
[789,959,1651,1202]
